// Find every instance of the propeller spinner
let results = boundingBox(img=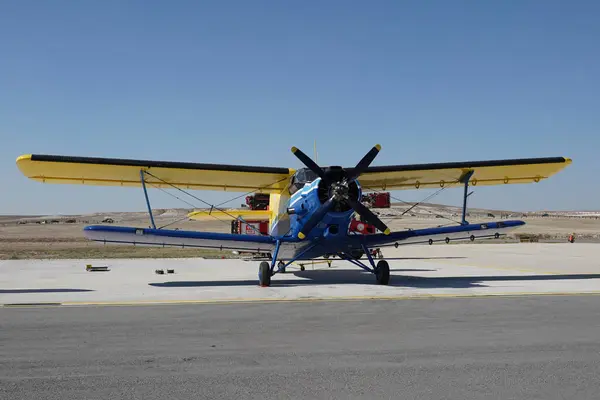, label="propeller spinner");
[291,144,391,239]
